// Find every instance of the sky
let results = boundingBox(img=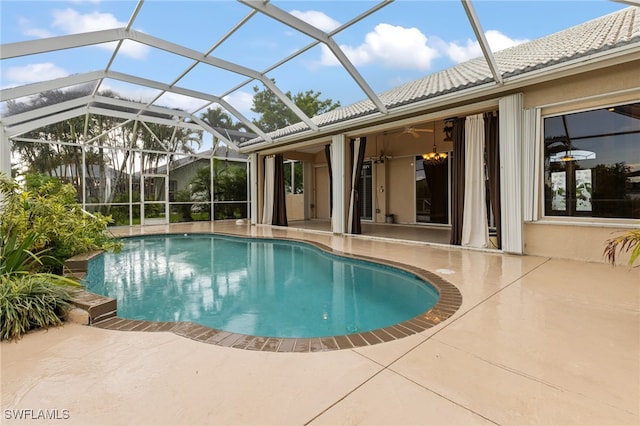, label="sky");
[0,0,631,124]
